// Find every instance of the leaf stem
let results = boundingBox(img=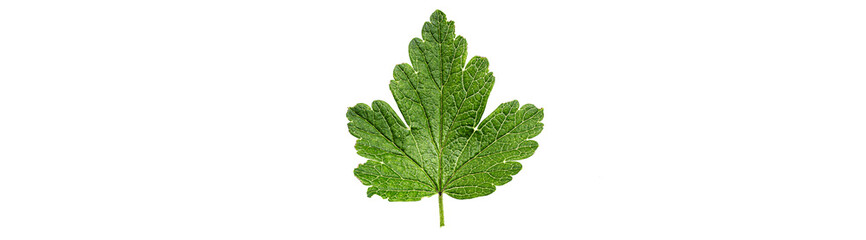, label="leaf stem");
[438,192,444,227]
